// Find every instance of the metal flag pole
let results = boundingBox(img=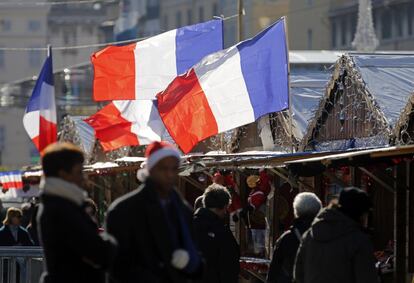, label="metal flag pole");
[282,16,294,153]
[47,44,52,57]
